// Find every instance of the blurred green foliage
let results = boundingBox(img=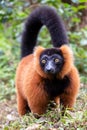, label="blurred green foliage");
[0,0,87,100]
